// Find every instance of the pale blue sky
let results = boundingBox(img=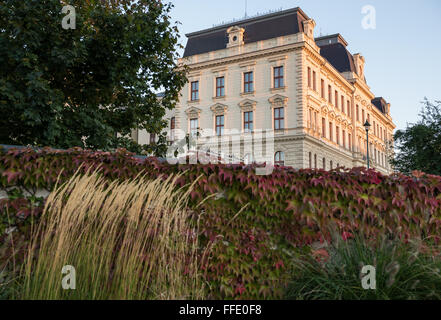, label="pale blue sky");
[170,0,441,132]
